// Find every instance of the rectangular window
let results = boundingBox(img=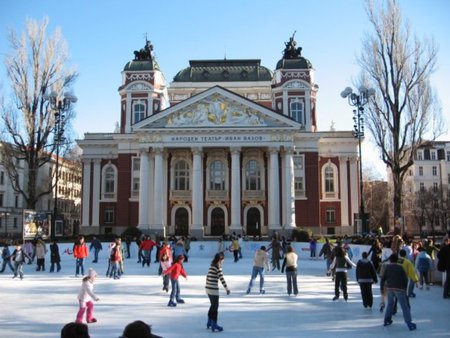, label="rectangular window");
[419,167,423,176]
[417,150,423,161]
[133,177,140,192]
[447,151,450,162]
[15,195,19,208]
[431,151,436,160]
[0,193,3,207]
[105,208,115,223]
[432,166,437,176]
[0,171,4,185]
[419,182,425,191]
[326,208,336,223]
[13,218,17,229]
[433,182,438,192]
